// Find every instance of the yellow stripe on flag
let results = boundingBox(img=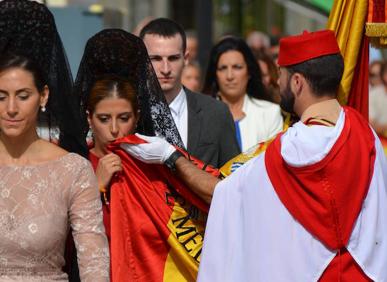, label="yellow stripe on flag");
[327,0,368,106]
[220,115,291,177]
[163,193,206,281]
[163,247,195,282]
[220,138,274,177]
